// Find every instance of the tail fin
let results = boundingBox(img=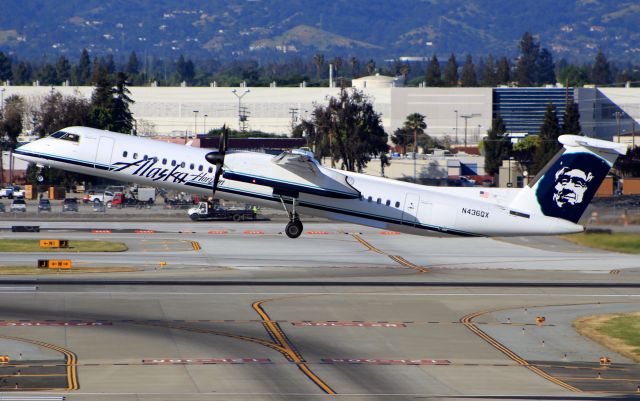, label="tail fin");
[510,135,627,224]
